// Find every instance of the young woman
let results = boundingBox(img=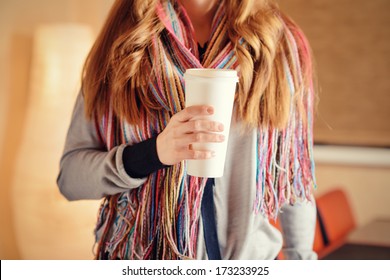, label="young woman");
[57,0,318,260]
